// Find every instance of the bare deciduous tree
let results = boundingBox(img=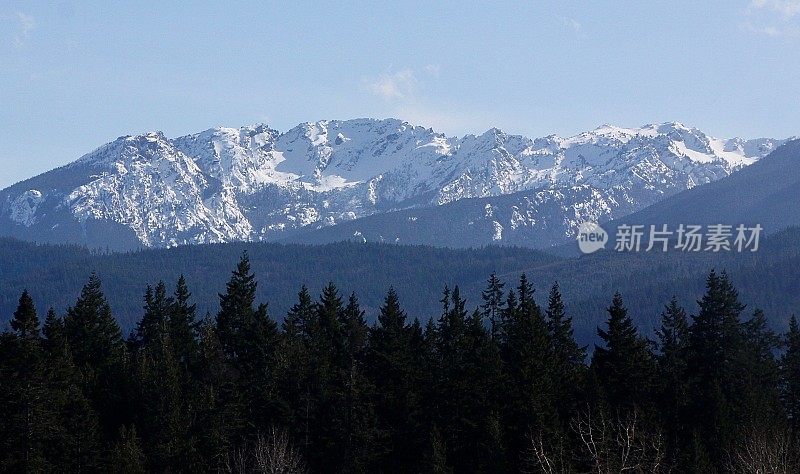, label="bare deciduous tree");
[224,427,307,474]
[528,430,570,474]
[726,425,797,474]
[572,408,666,473]
[528,407,668,474]
[225,446,248,474]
